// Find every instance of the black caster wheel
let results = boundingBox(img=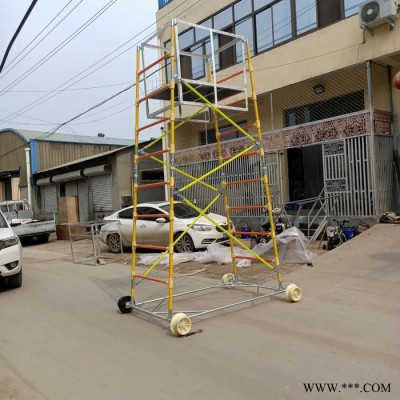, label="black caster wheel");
[118,296,134,314]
